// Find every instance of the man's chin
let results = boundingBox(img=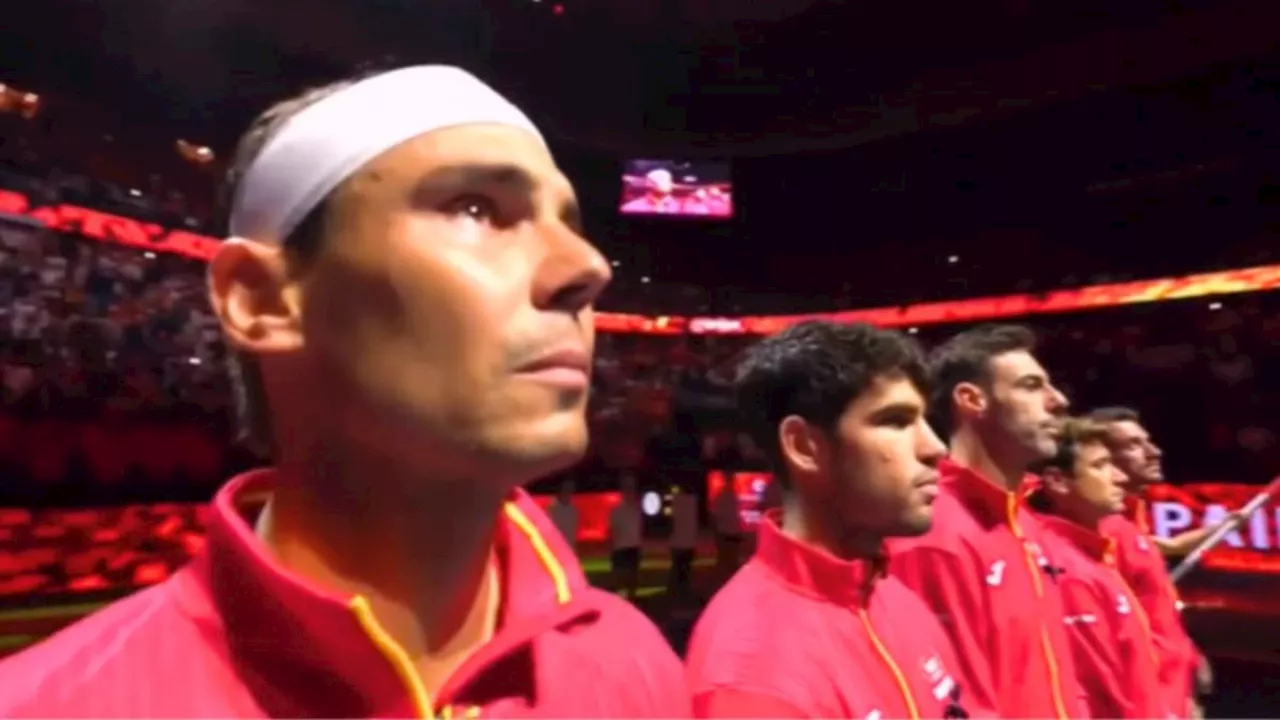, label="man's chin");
[489,425,589,481]
[1026,437,1060,462]
[893,509,934,538]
